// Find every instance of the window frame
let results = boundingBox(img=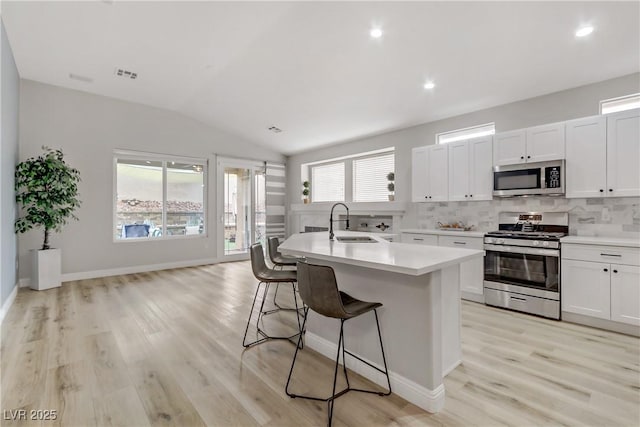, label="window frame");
[436,122,495,144]
[304,147,395,204]
[113,150,208,242]
[600,93,640,115]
